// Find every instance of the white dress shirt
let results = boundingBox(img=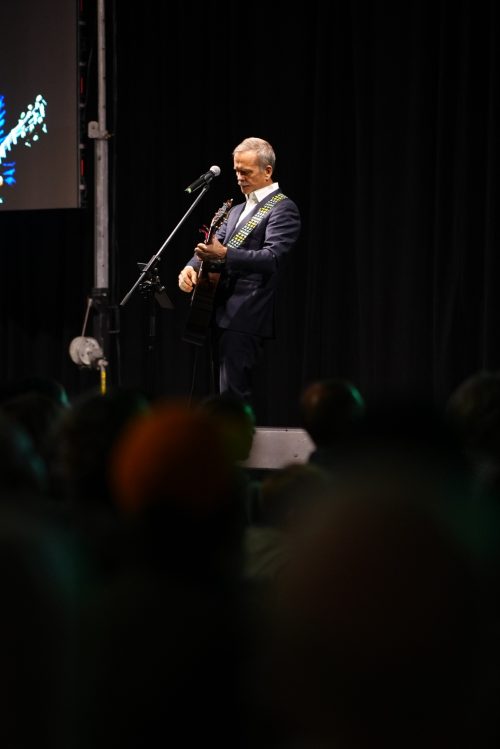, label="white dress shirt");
[235,182,279,228]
